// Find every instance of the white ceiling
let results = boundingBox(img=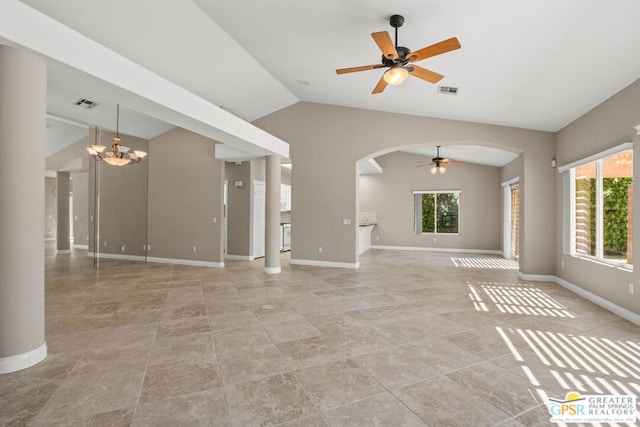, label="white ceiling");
[11,0,640,168]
